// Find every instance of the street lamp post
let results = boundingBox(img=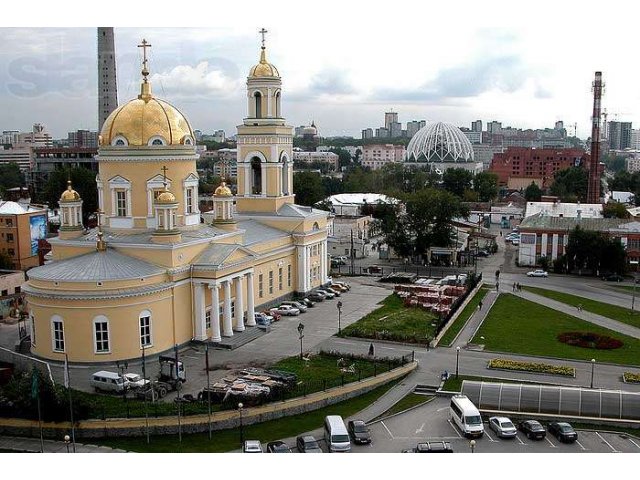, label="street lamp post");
[455,346,461,379]
[631,261,639,313]
[590,358,596,389]
[337,301,343,335]
[64,434,70,453]
[469,439,476,453]
[238,402,244,450]
[297,323,305,359]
